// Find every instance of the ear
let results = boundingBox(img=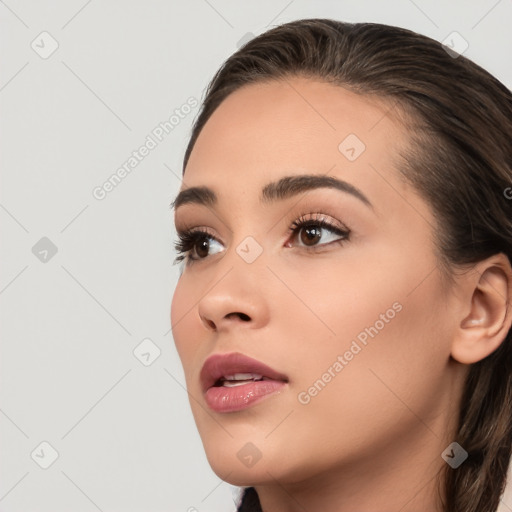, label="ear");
[451,253,512,365]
